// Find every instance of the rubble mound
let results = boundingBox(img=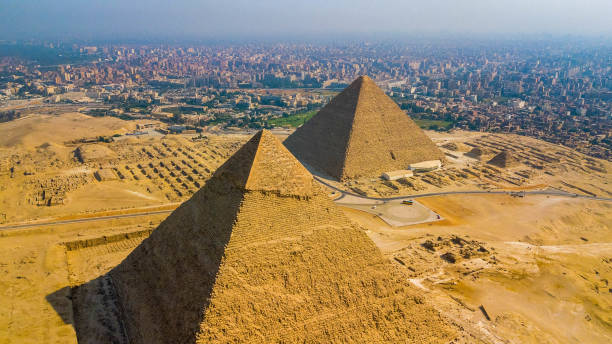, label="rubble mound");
[487,150,520,168]
[110,130,456,343]
[442,142,470,152]
[421,235,492,264]
[75,144,117,163]
[94,168,118,181]
[284,75,444,180]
